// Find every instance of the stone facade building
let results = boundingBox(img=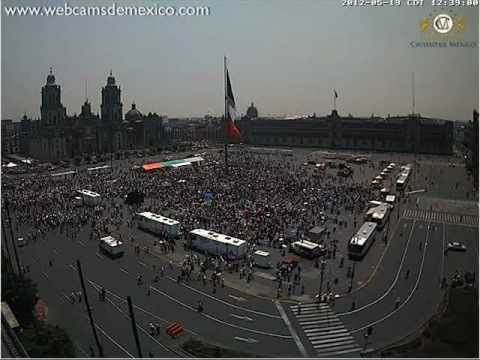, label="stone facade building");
[237,109,453,155]
[18,69,167,162]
